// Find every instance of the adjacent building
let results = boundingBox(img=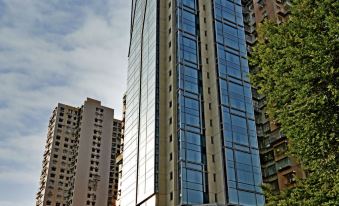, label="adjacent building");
[115,94,126,206]
[36,98,122,206]
[108,119,123,206]
[243,0,306,193]
[120,0,264,205]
